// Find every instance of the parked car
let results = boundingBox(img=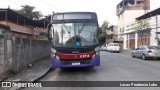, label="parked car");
[106,43,120,53]
[100,45,107,51]
[131,45,160,60]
